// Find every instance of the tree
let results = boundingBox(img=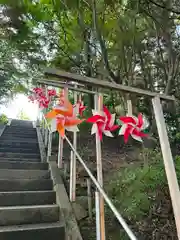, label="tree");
[17,109,30,120]
[0,0,180,132]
